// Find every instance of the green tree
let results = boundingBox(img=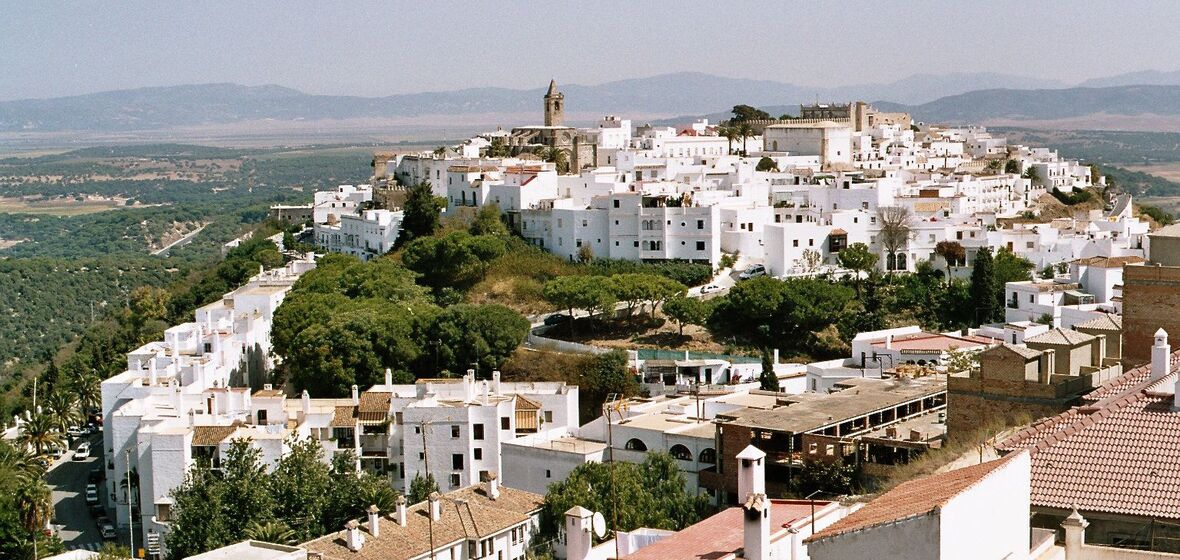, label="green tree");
[970,247,999,324]
[167,464,230,559]
[577,351,639,422]
[540,453,708,538]
[244,520,297,545]
[708,277,854,357]
[397,182,444,247]
[1023,167,1042,186]
[408,473,439,504]
[737,121,755,155]
[663,296,711,336]
[792,459,859,496]
[877,206,912,272]
[838,243,879,298]
[426,304,530,375]
[401,232,508,293]
[1004,159,1021,174]
[220,440,276,529]
[270,437,332,540]
[43,391,82,445]
[755,157,778,172]
[607,274,685,319]
[759,350,780,392]
[470,204,509,237]
[731,104,770,122]
[18,412,63,456]
[537,147,570,174]
[541,276,617,335]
